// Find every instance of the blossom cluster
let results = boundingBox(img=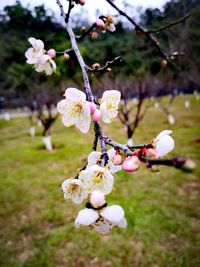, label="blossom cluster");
[59,88,175,234]
[25,37,56,75]
[96,16,116,33]
[24,38,176,234]
[57,88,121,133]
